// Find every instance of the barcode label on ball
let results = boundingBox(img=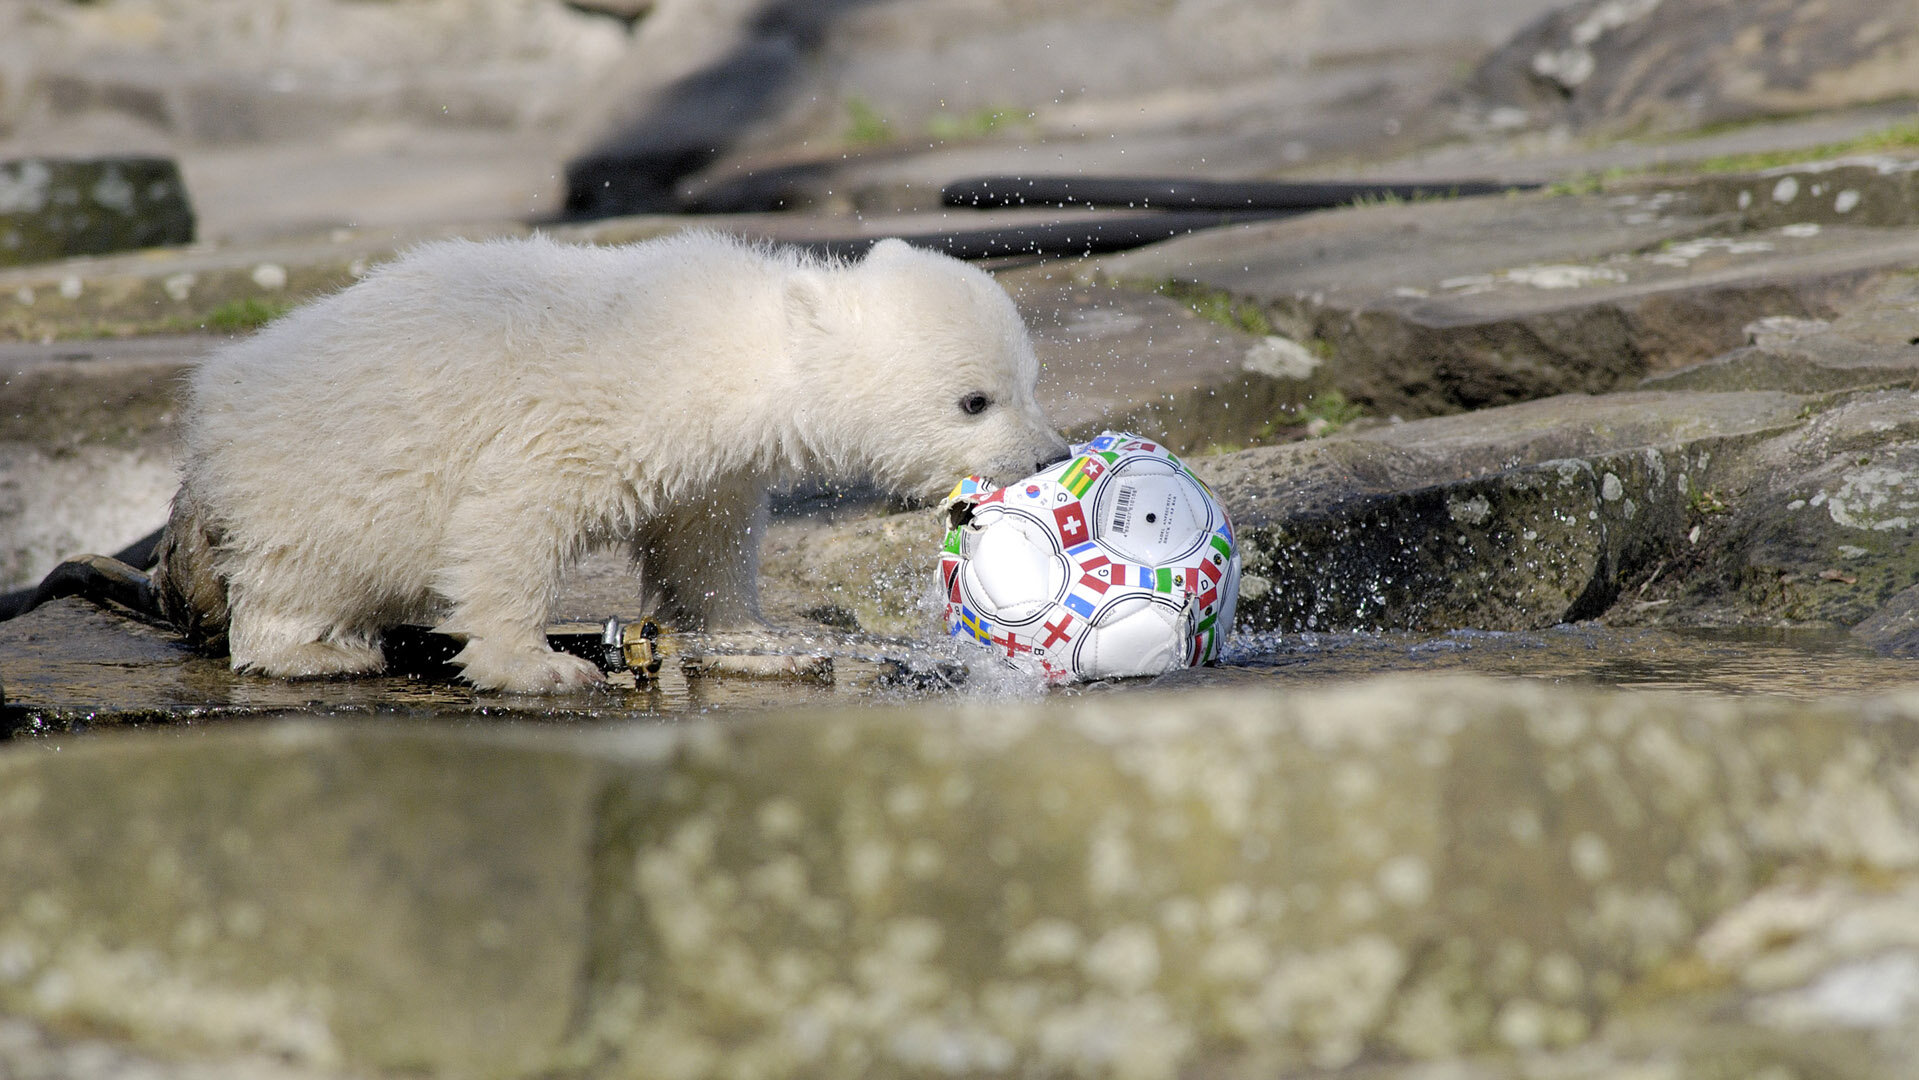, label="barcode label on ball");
[1111,485,1135,533]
